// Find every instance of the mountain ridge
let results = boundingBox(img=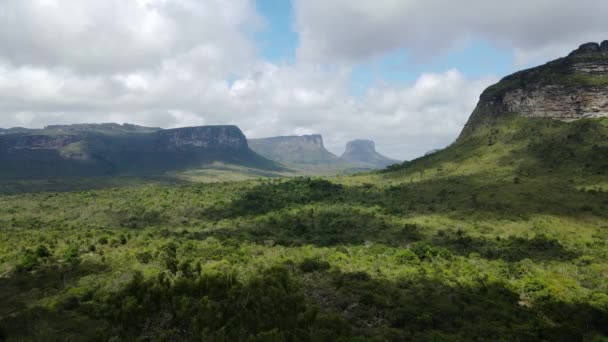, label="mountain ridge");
[340,139,399,168]
[248,134,345,167]
[0,124,279,179]
[459,40,608,140]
